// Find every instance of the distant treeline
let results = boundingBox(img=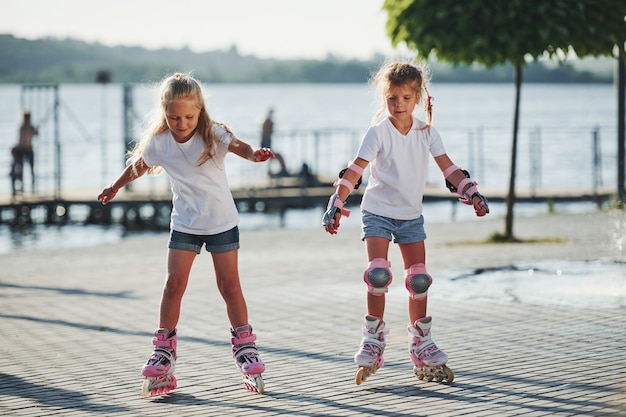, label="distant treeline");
[0,34,615,84]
